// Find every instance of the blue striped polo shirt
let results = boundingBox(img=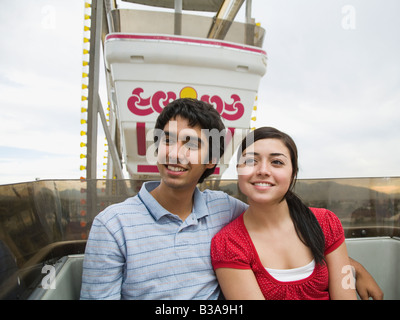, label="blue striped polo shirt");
[80,181,247,300]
